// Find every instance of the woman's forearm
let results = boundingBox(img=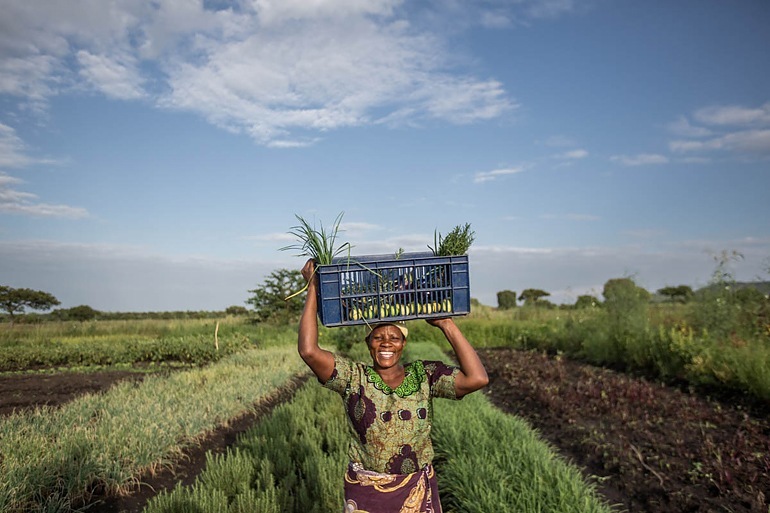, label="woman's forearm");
[298,281,320,360]
[297,260,335,381]
[434,319,489,397]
